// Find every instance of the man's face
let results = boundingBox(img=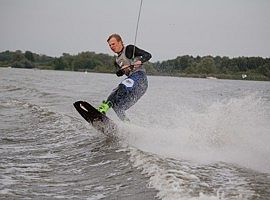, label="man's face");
[108,37,123,53]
